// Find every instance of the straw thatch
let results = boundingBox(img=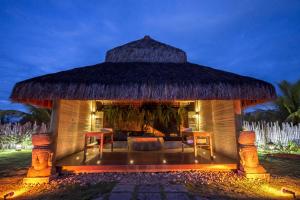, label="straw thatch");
[10,36,276,107]
[106,36,187,63]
